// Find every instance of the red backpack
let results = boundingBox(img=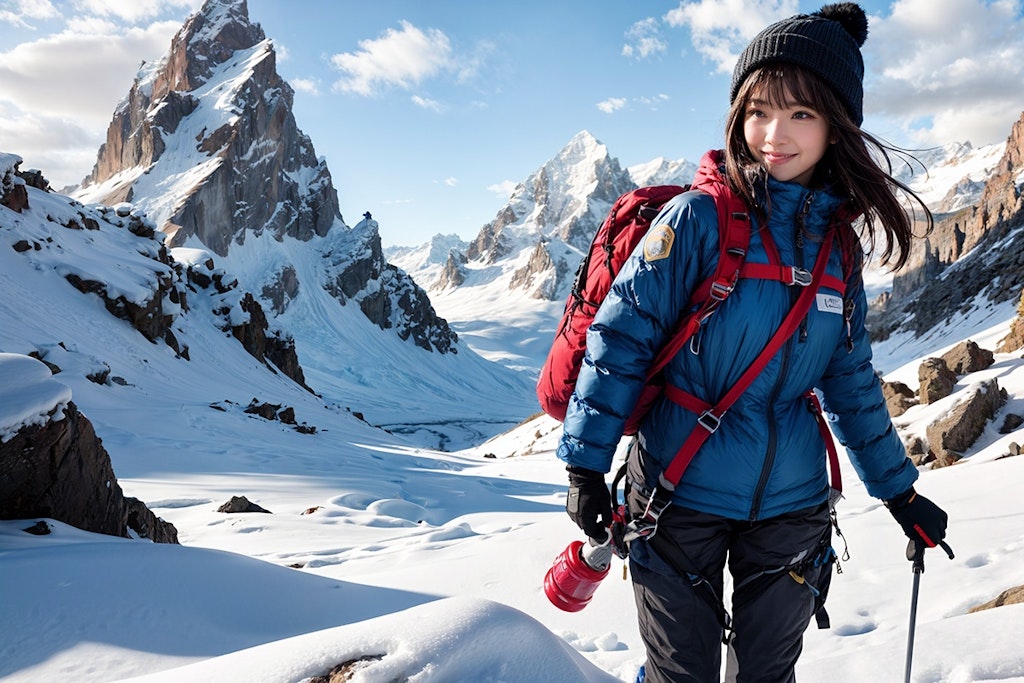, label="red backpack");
[536,176,750,434]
